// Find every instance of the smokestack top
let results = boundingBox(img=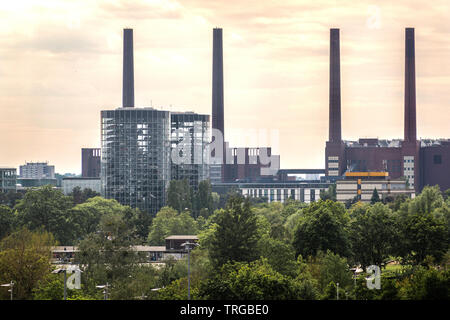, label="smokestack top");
[212,27,224,140]
[329,28,341,143]
[123,28,135,108]
[404,27,416,143]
